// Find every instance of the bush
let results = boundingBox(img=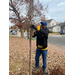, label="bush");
[50,31,53,33]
